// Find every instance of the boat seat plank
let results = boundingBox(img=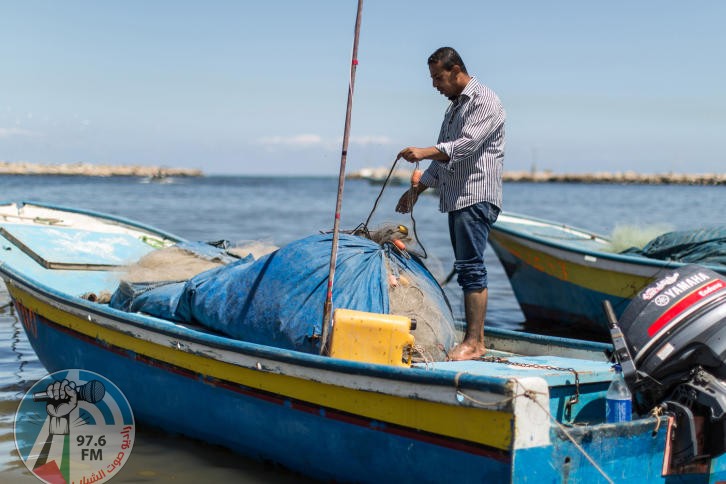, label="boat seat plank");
[1,232,127,296]
[418,355,612,386]
[0,223,156,270]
